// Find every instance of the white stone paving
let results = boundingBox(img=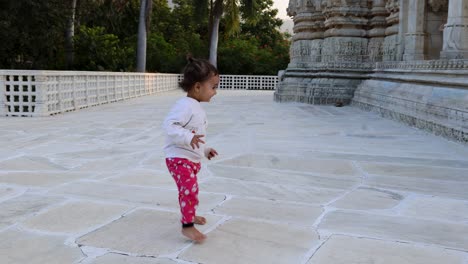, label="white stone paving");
[0,90,468,263]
